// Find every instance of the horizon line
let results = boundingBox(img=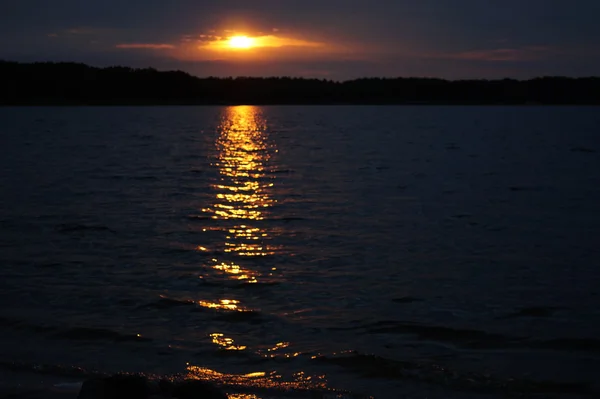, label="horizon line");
[2,59,599,82]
